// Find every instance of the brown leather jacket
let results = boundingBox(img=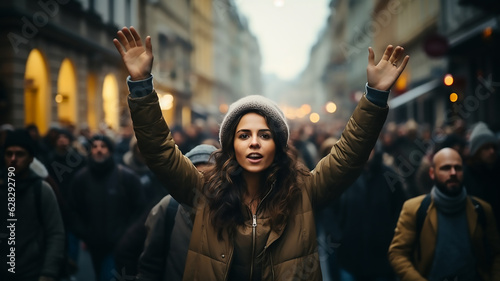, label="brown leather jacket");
[128,92,388,281]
